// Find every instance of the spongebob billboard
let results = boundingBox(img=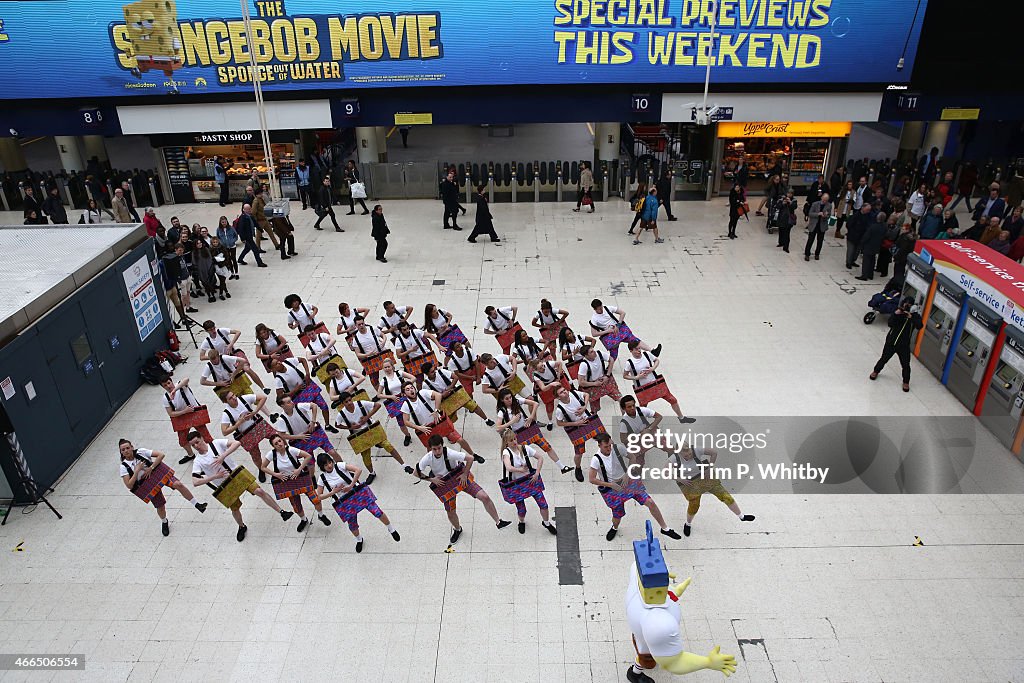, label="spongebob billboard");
[0,0,925,99]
